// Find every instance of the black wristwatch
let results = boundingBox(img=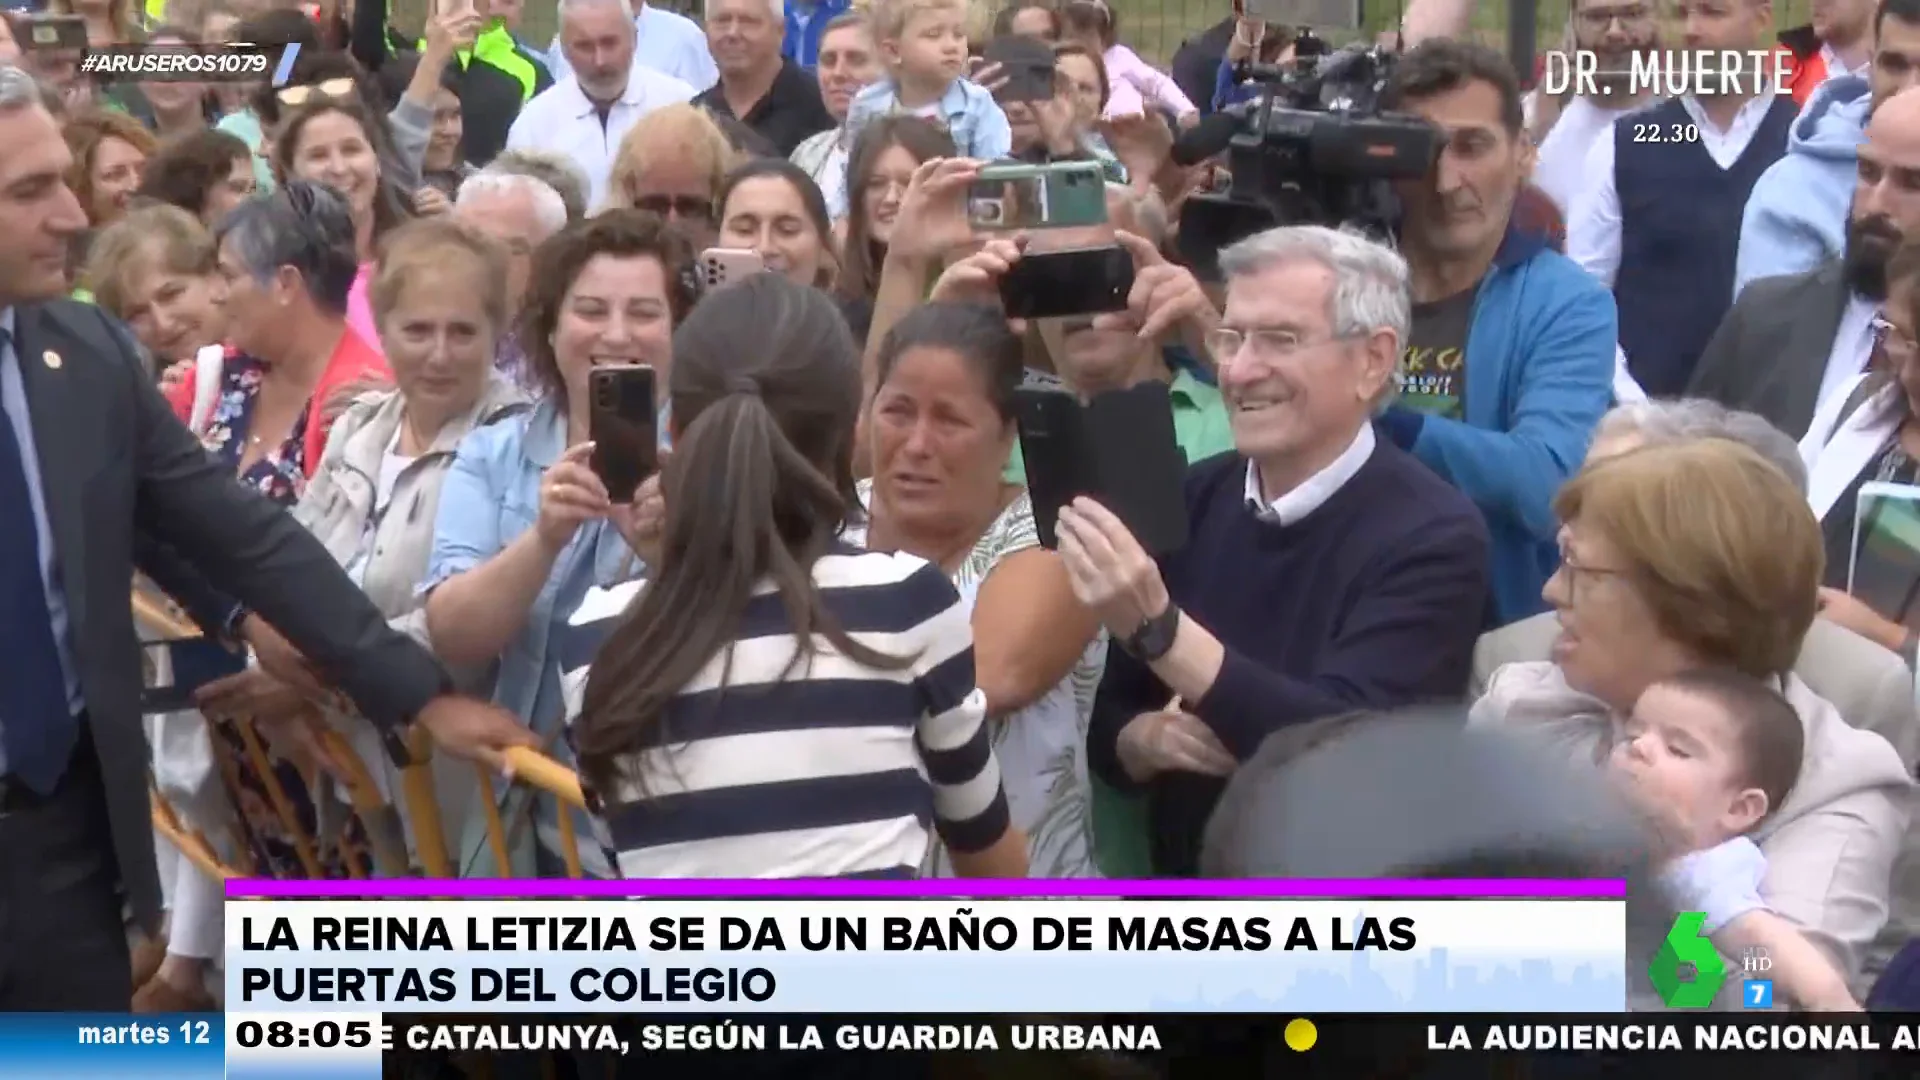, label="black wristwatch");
[1120,605,1181,662]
